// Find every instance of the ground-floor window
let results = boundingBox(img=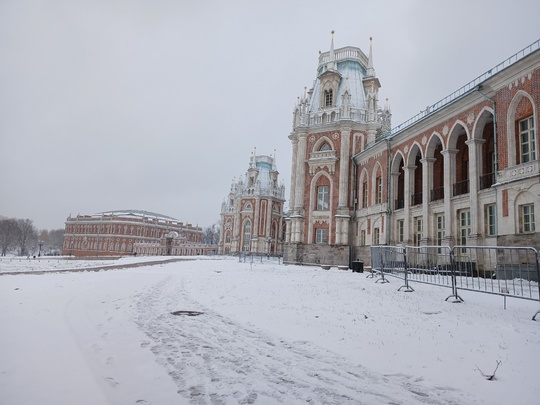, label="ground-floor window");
[397,219,404,243]
[519,203,535,233]
[316,228,328,244]
[373,227,380,245]
[485,204,496,236]
[414,217,423,246]
[458,209,471,250]
[436,214,445,252]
